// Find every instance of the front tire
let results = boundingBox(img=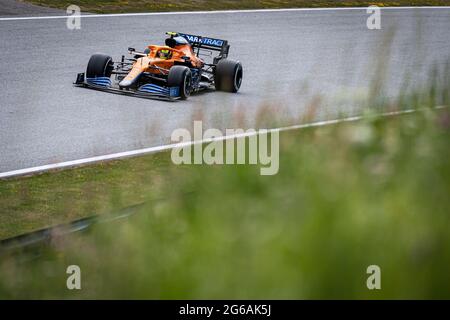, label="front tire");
[214,59,243,93]
[168,65,192,100]
[86,54,113,78]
